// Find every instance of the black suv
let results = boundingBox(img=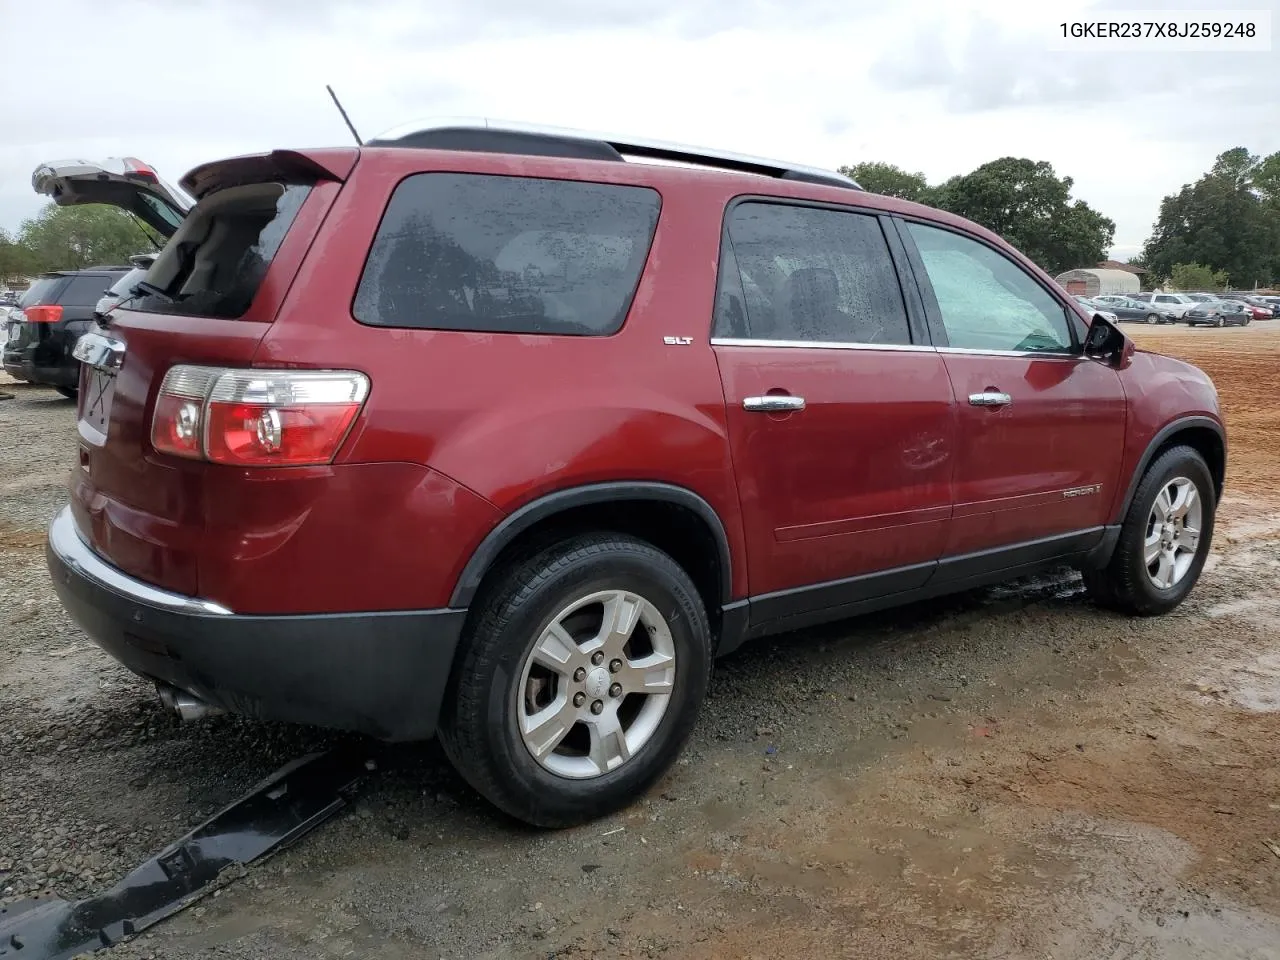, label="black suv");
[3,267,131,397]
